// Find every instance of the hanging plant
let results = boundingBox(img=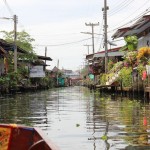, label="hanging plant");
[124,35,138,51]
